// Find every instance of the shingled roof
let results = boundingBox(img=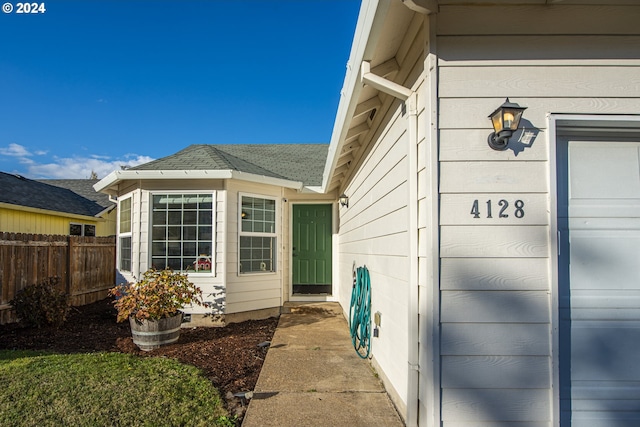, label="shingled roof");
[0,172,113,217]
[39,179,114,211]
[131,144,329,186]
